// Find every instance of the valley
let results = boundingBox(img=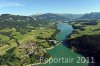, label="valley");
[0,12,100,66]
